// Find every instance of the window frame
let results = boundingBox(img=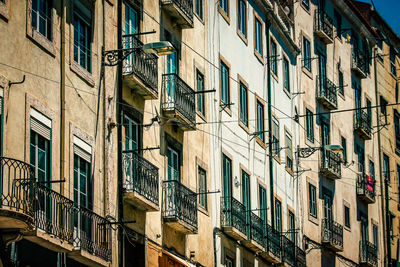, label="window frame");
[383,153,390,184]
[275,197,282,233]
[302,0,310,10]
[308,183,317,218]
[302,37,312,72]
[218,0,230,24]
[254,11,263,62]
[305,108,314,143]
[194,0,204,21]
[238,75,249,131]
[198,166,207,211]
[236,0,247,43]
[390,47,397,77]
[270,38,278,78]
[338,65,344,96]
[272,115,280,162]
[283,56,290,94]
[255,96,265,147]
[285,129,293,175]
[220,55,231,115]
[196,69,206,118]
[31,0,53,41]
[344,204,350,229]
[341,136,347,164]
[288,209,295,242]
